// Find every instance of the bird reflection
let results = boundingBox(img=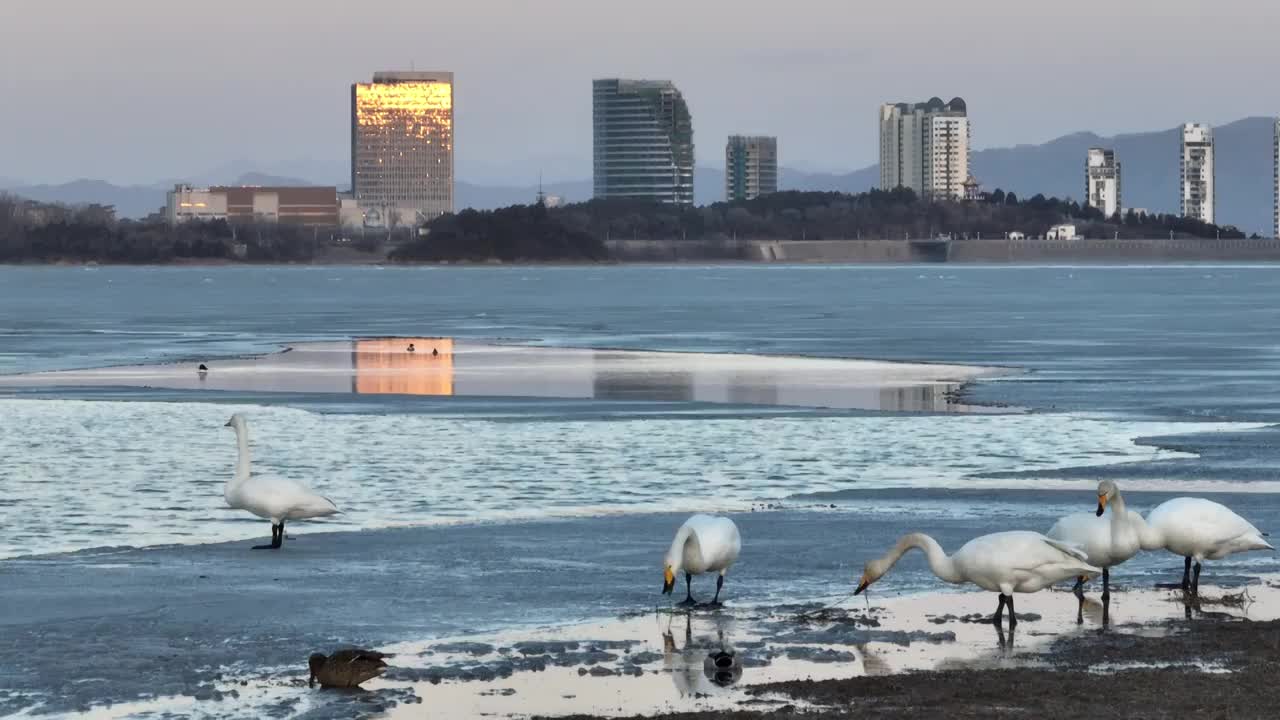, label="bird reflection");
[662,611,743,695]
[995,622,1017,653]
